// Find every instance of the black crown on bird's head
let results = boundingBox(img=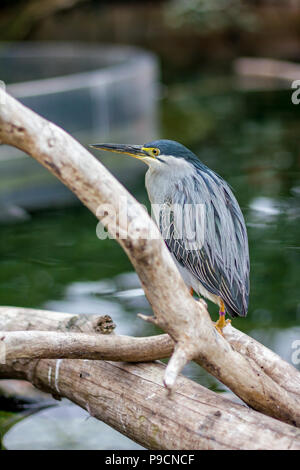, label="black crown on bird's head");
[145,139,198,162]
